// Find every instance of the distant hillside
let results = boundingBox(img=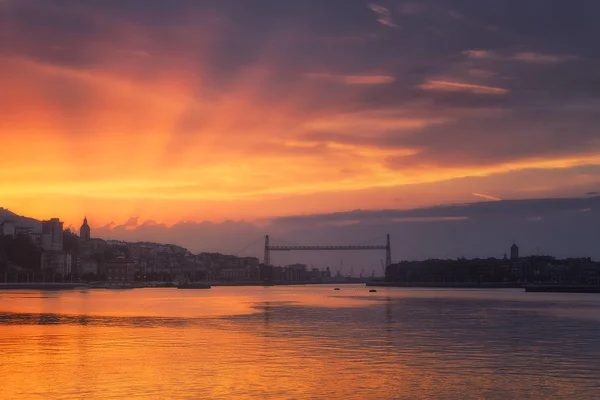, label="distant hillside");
[0,208,42,233]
